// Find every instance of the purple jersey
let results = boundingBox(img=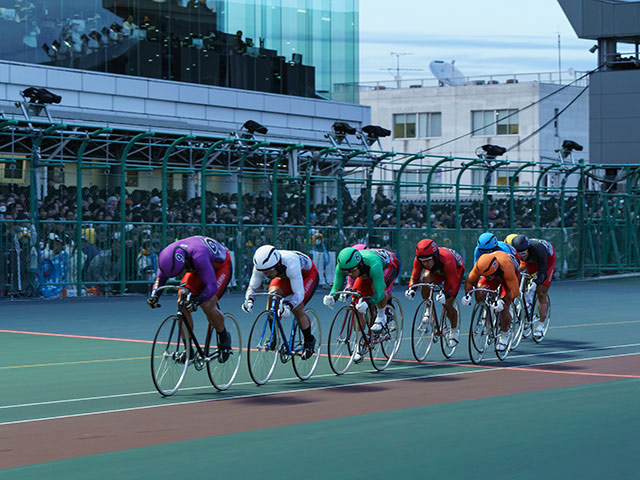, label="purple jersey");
[156,236,228,302]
